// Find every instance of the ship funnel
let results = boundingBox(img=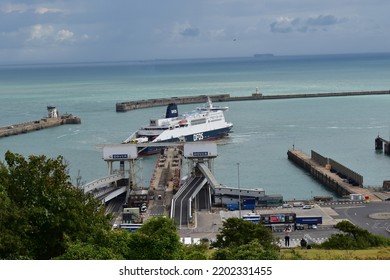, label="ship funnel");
[166,103,178,118]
